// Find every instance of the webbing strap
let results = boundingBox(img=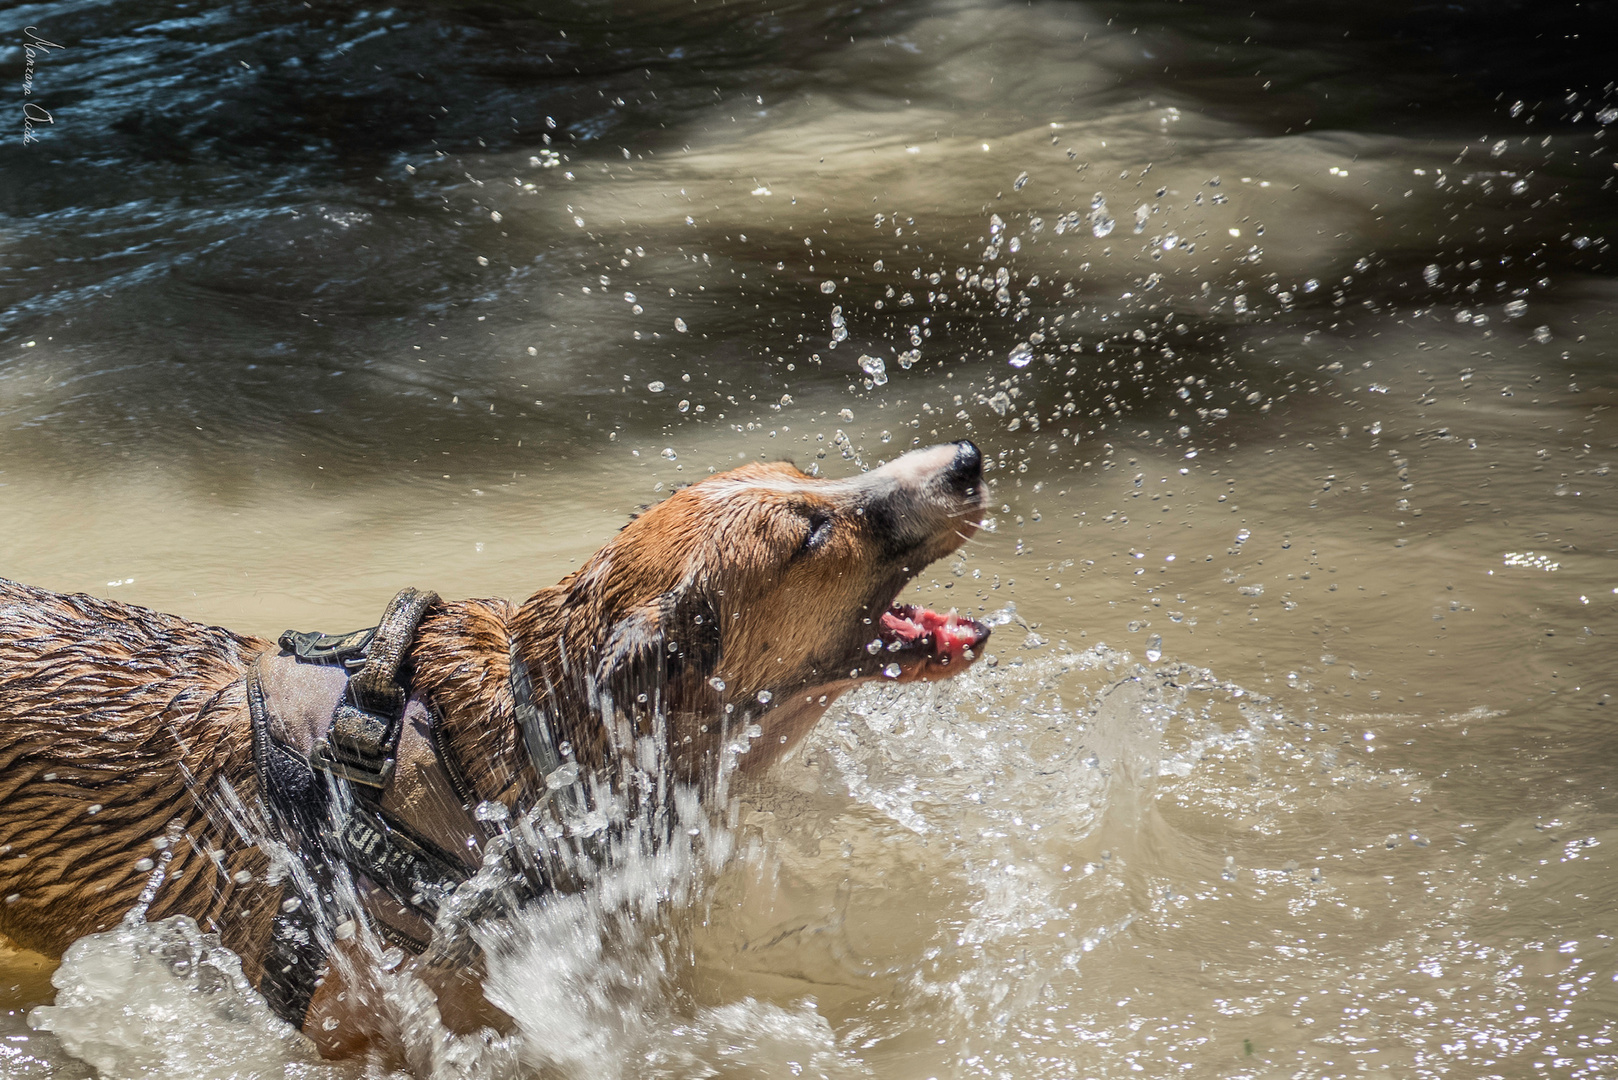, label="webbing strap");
[323,800,467,919]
